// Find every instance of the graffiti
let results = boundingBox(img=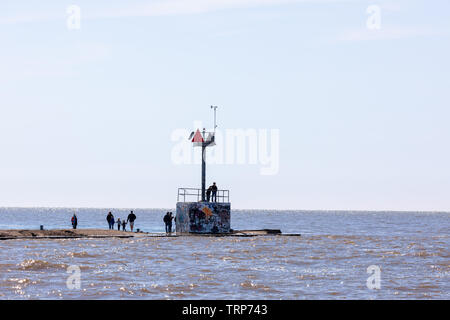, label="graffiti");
[176,202,231,234]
